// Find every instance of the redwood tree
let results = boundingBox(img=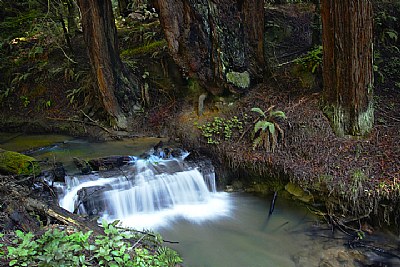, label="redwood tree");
[153,0,264,95]
[77,0,139,129]
[321,0,374,136]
